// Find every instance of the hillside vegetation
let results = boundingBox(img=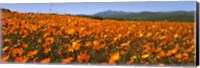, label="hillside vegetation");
[79,10,194,22]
